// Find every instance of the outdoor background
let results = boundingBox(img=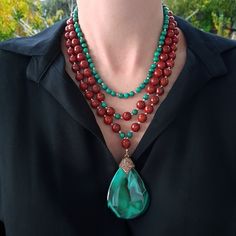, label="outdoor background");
[0,0,236,41]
